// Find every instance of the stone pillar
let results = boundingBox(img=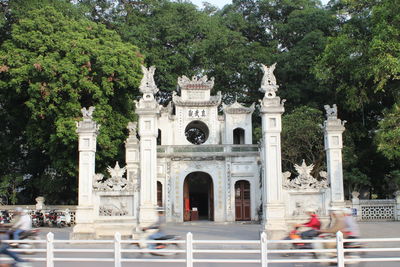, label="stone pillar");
[258,63,286,238]
[395,191,400,221]
[225,157,235,221]
[135,66,160,226]
[125,122,140,218]
[72,106,99,239]
[323,104,346,209]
